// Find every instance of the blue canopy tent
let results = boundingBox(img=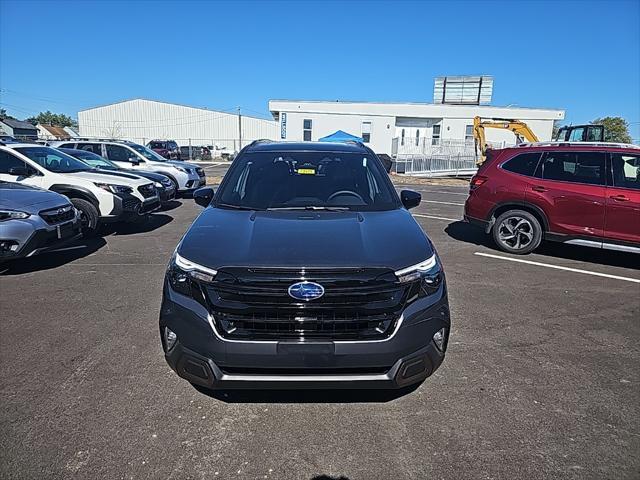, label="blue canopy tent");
[318,130,363,143]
